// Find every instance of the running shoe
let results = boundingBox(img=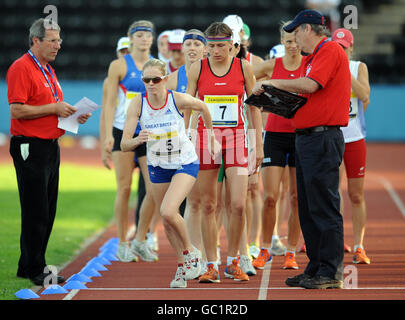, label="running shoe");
[344,244,352,253]
[252,248,272,270]
[239,255,257,276]
[117,242,138,262]
[352,248,371,264]
[198,264,220,283]
[249,242,261,259]
[184,248,202,280]
[131,239,158,262]
[224,259,249,281]
[271,238,286,256]
[282,252,299,270]
[170,265,187,288]
[146,232,159,251]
